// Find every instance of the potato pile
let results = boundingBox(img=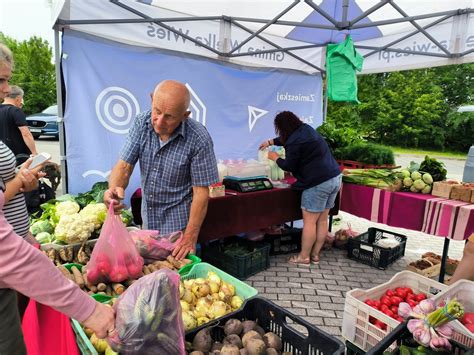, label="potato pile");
[180,271,244,331]
[189,318,289,355]
[57,255,193,297]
